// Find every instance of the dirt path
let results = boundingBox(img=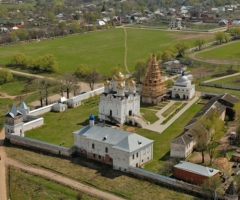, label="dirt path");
[123,28,130,74]
[188,40,240,65]
[5,157,125,200]
[0,129,7,200]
